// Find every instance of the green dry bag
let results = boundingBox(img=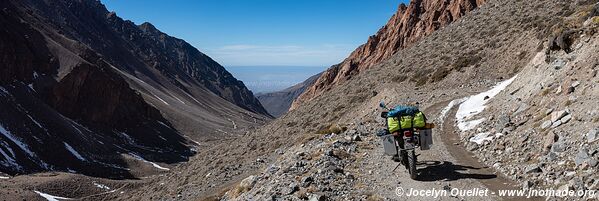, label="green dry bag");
[387,117,400,133]
[414,111,426,128]
[400,115,413,129]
